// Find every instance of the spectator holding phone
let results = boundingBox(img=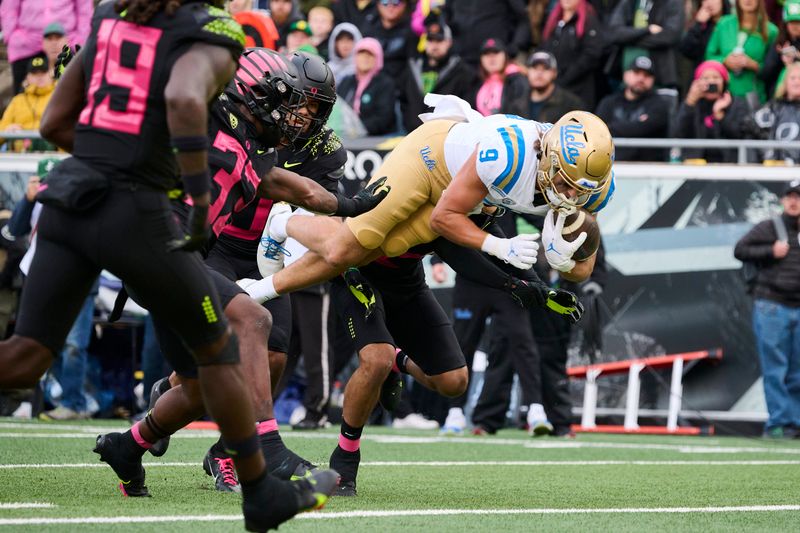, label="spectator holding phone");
[760,0,800,97]
[705,0,777,105]
[673,59,756,162]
